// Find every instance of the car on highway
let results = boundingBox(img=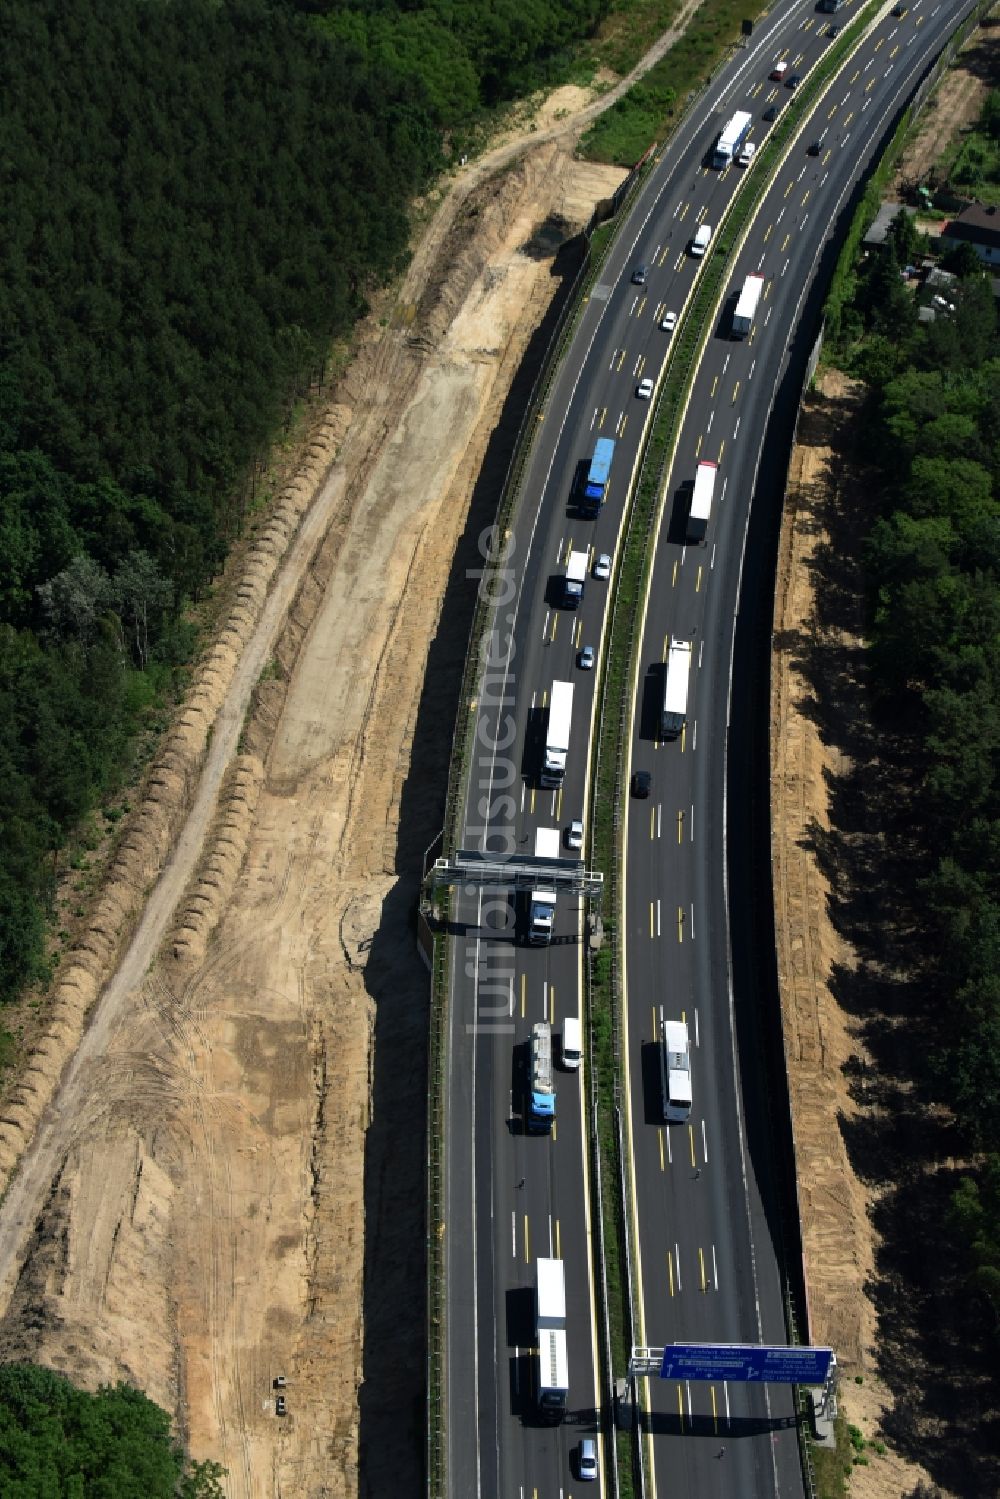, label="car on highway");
[636,377,654,400]
[565,819,583,850]
[737,140,756,166]
[593,552,611,580]
[808,133,827,155]
[769,60,789,81]
[631,264,648,285]
[578,1438,599,1482]
[827,23,840,35]
[631,770,651,798]
[578,645,595,670]
[892,3,907,14]
[786,72,801,88]
[762,103,779,121]
[660,309,678,334]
